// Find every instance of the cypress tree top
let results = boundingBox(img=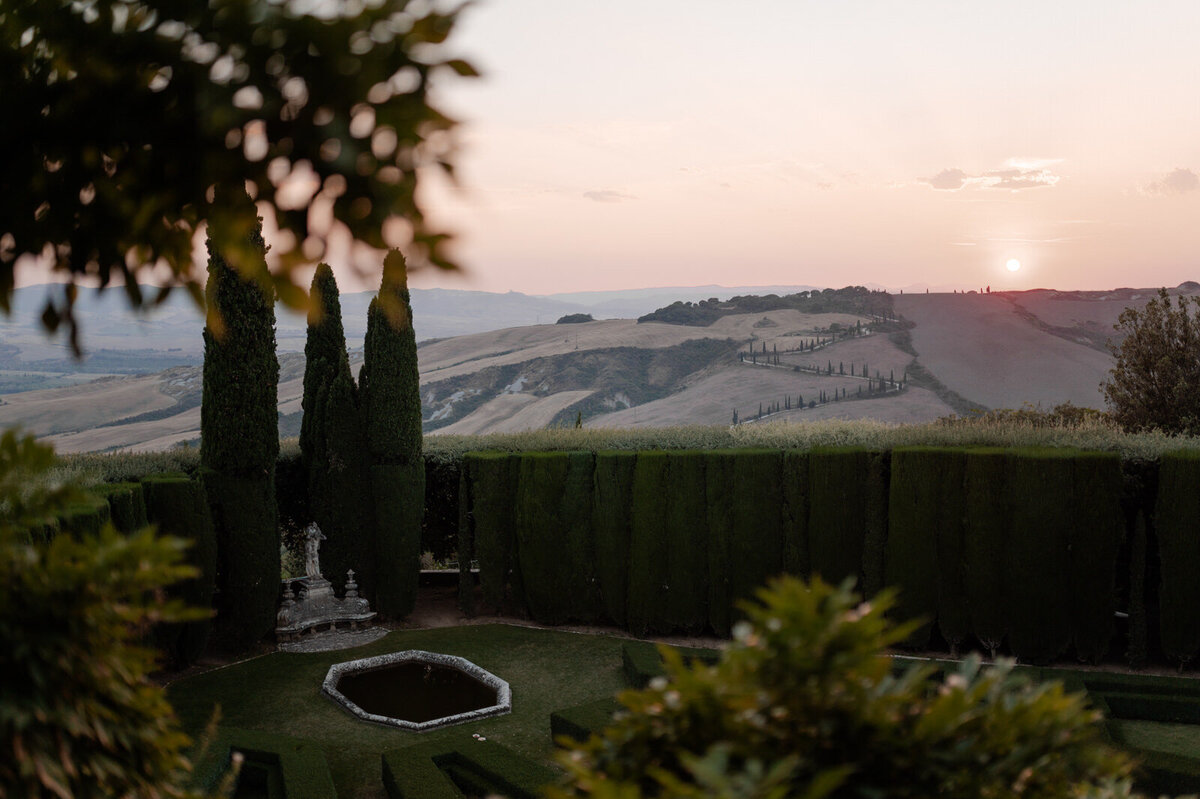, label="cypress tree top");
[361,249,422,466]
[200,188,279,476]
[301,263,351,466]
